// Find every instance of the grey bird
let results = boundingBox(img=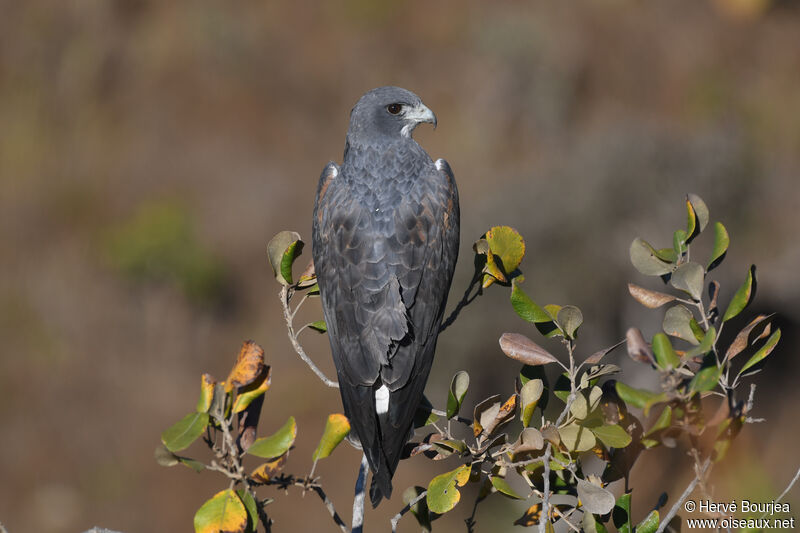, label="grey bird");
[312,86,460,506]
